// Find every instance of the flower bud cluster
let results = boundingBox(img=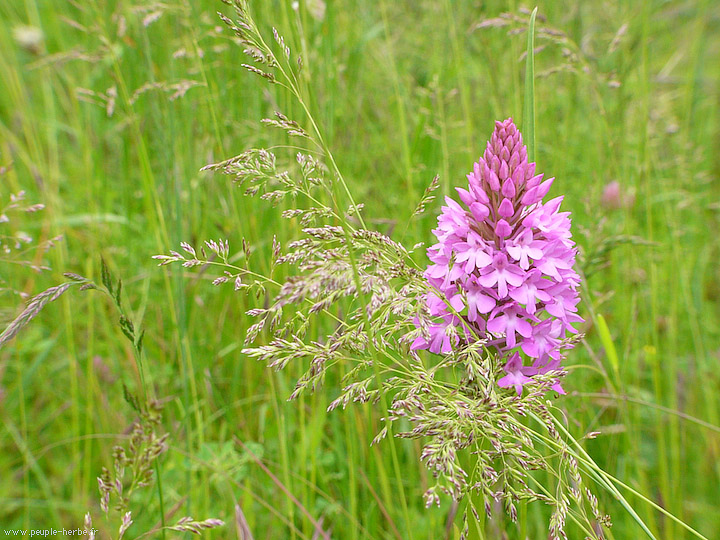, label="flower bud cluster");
[412,118,582,394]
